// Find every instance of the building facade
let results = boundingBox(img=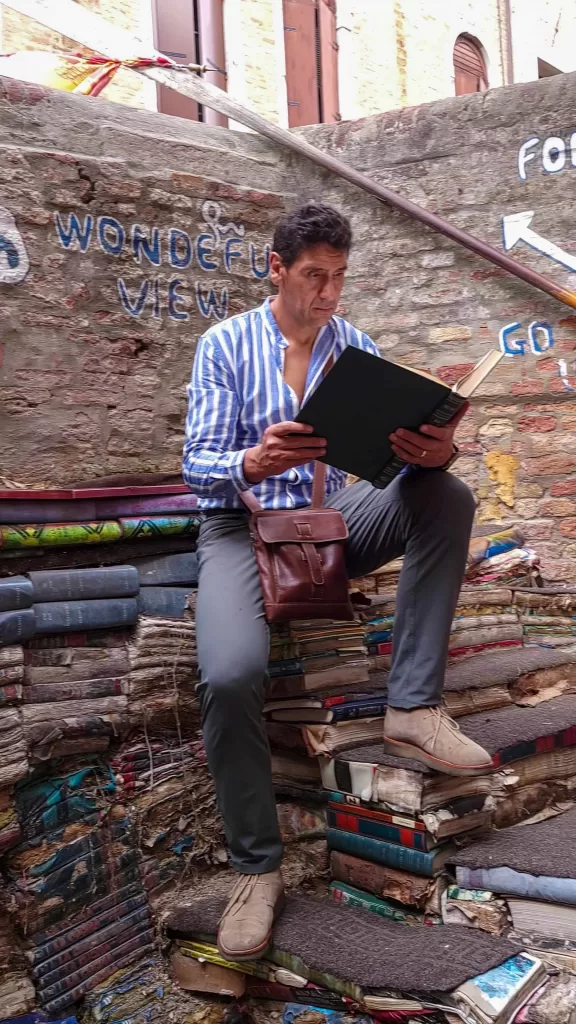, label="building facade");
[1,0,576,124]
